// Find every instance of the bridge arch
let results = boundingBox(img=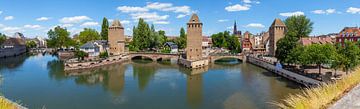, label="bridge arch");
[130,55,156,61]
[210,56,243,63]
